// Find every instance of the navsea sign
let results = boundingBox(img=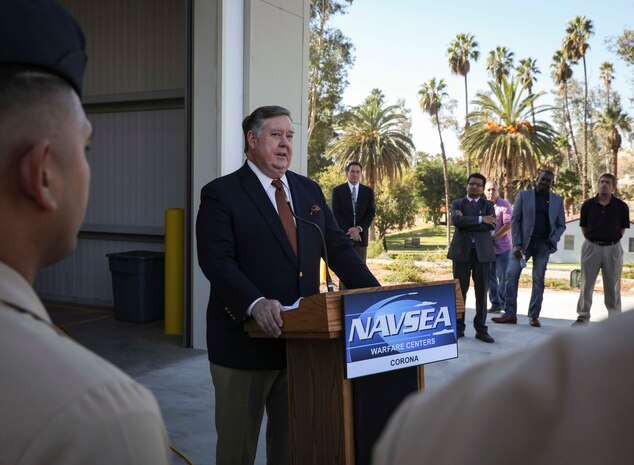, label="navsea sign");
[343,283,458,379]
